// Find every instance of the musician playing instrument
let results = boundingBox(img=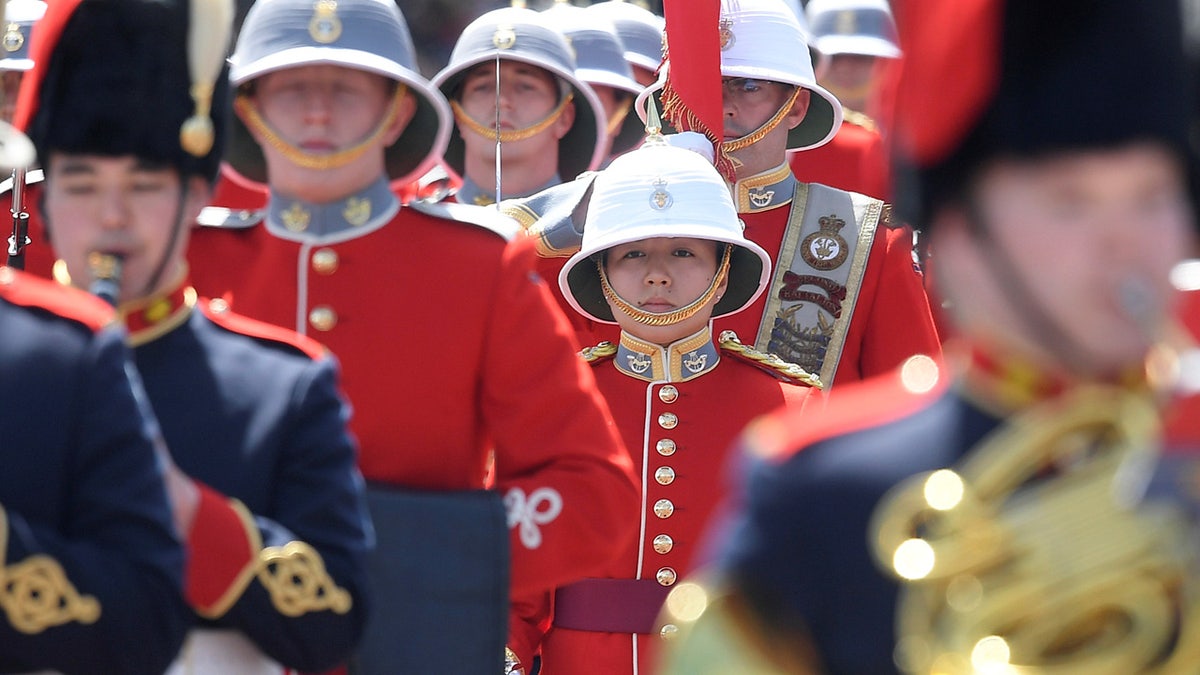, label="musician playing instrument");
[660,1,1200,673]
[15,1,373,672]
